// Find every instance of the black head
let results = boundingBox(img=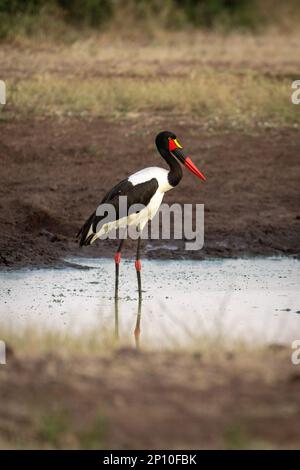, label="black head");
[155,130,206,182]
[155,131,177,152]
